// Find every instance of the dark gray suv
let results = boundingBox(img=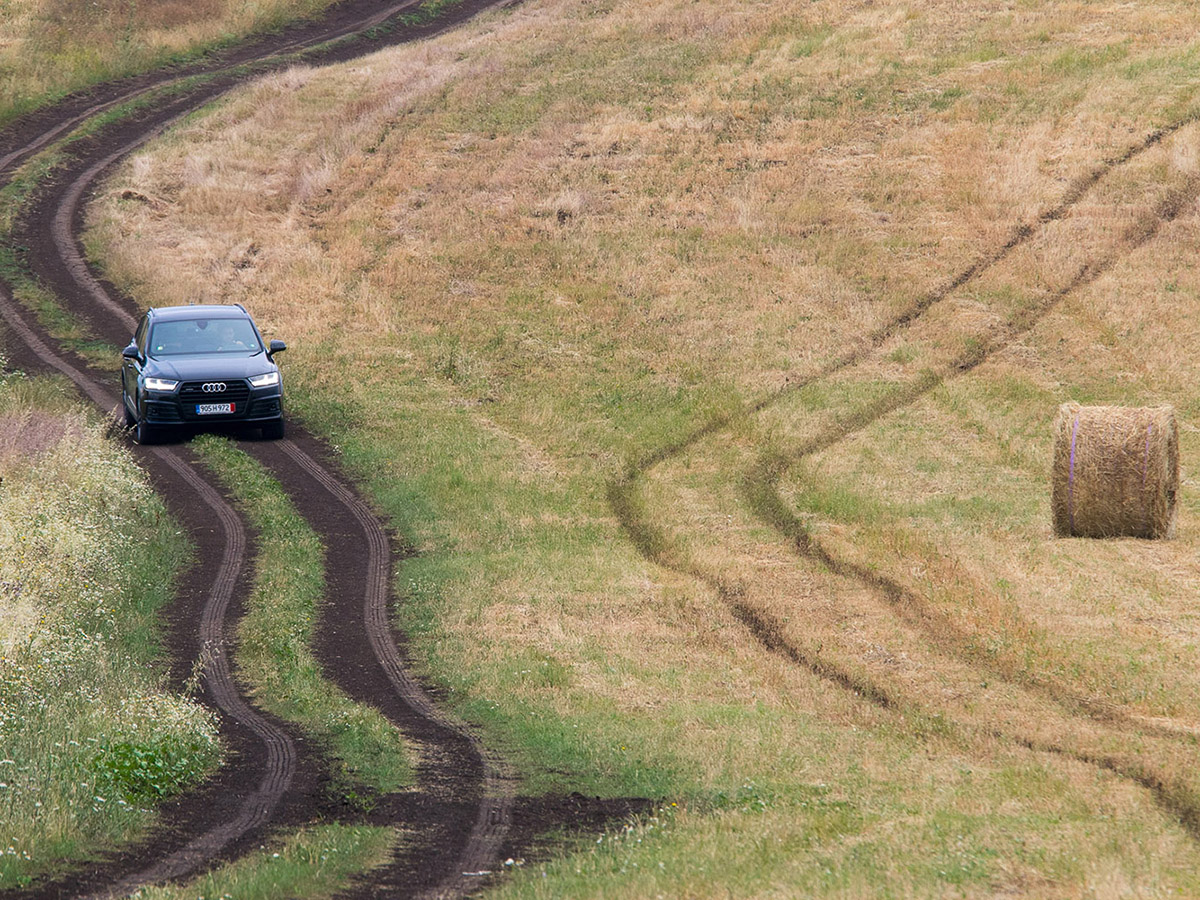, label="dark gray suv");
[121,304,286,444]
